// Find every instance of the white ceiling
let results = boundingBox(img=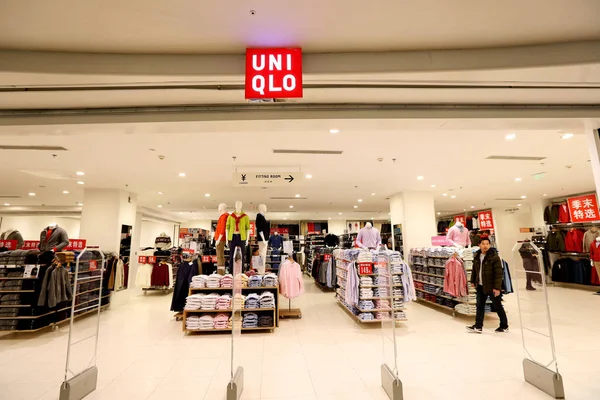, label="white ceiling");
[0,119,594,222]
[0,0,599,54]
